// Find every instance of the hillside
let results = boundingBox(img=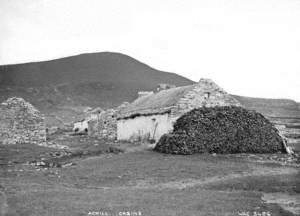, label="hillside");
[0,52,193,110]
[0,52,193,87]
[0,52,299,126]
[232,95,300,118]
